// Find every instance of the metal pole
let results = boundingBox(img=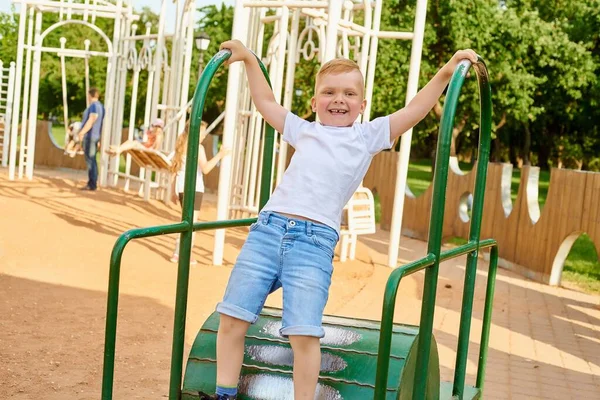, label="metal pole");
[99,0,122,187]
[59,37,69,131]
[149,0,167,123]
[323,0,342,62]
[198,53,204,79]
[177,4,195,139]
[164,0,183,150]
[387,0,428,267]
[124,24,140,192]
[362,0,382,122]
[476,245,499,391]
[8,5,28,180]
[275,8,300,184]
[25,11,43,180]
[17,7,35,179]
[84,39,91,107]
[111,16,131,188]
[137,23,155,193]
[453,60,493,398]
[240,7,264,217]
[213,0,250,265]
